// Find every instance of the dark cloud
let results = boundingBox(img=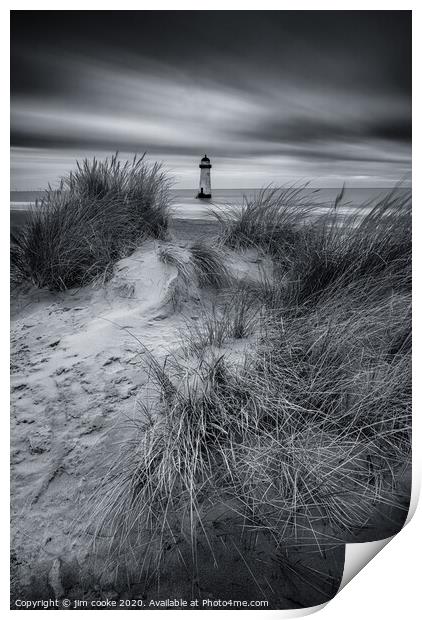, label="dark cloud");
[368,120,412,143]
[10,11,411,188]
[240,113,412,146]
[11,11,411,95]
